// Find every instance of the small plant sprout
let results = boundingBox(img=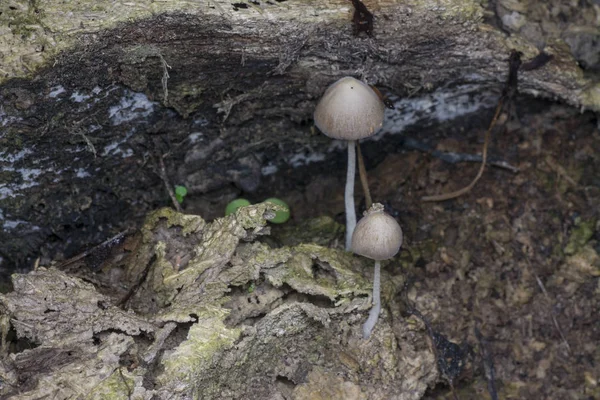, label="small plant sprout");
[262,198,290,224]
[175,185,188,204]
[313,76,385,250]
[351,203,403,339]
[225,198,252,216]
